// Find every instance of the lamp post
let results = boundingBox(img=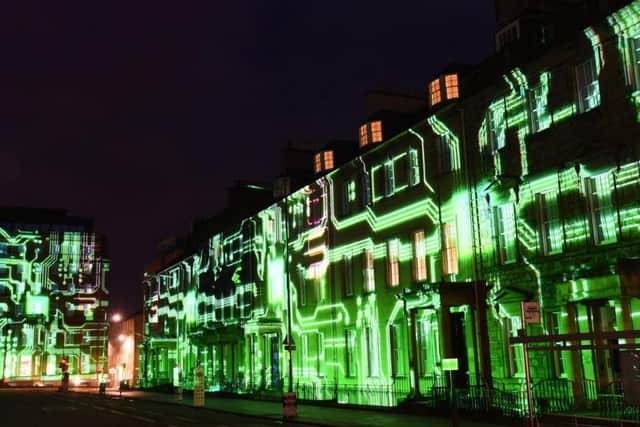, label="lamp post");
[282,193,297,419]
